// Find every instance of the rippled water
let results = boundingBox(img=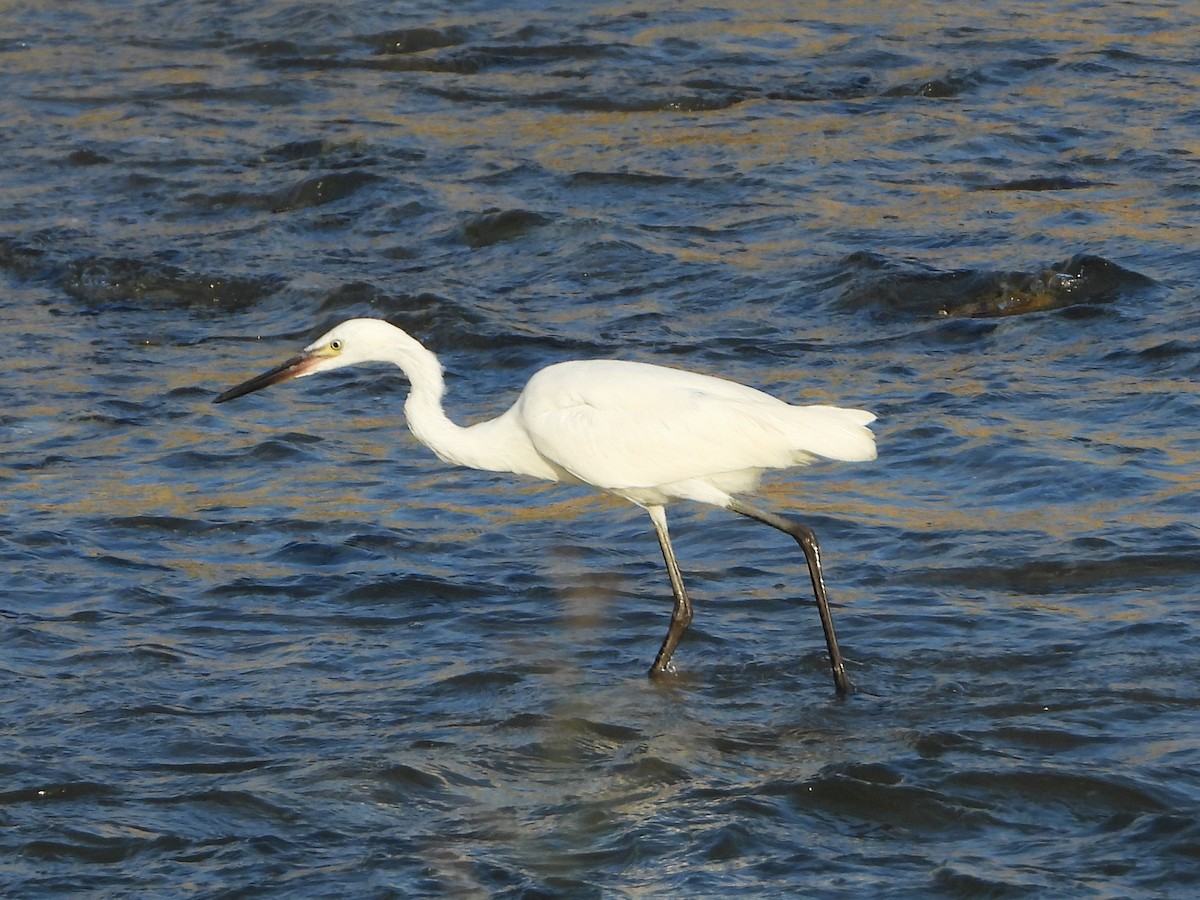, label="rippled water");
[3,1,1199,895]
